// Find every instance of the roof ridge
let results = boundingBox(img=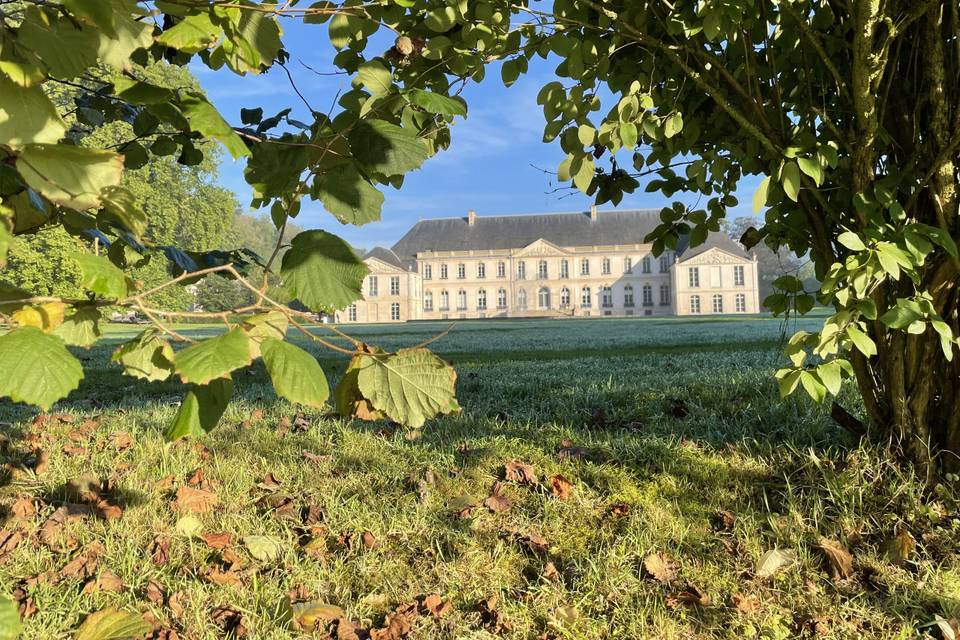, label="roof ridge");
[413,208,661,222]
